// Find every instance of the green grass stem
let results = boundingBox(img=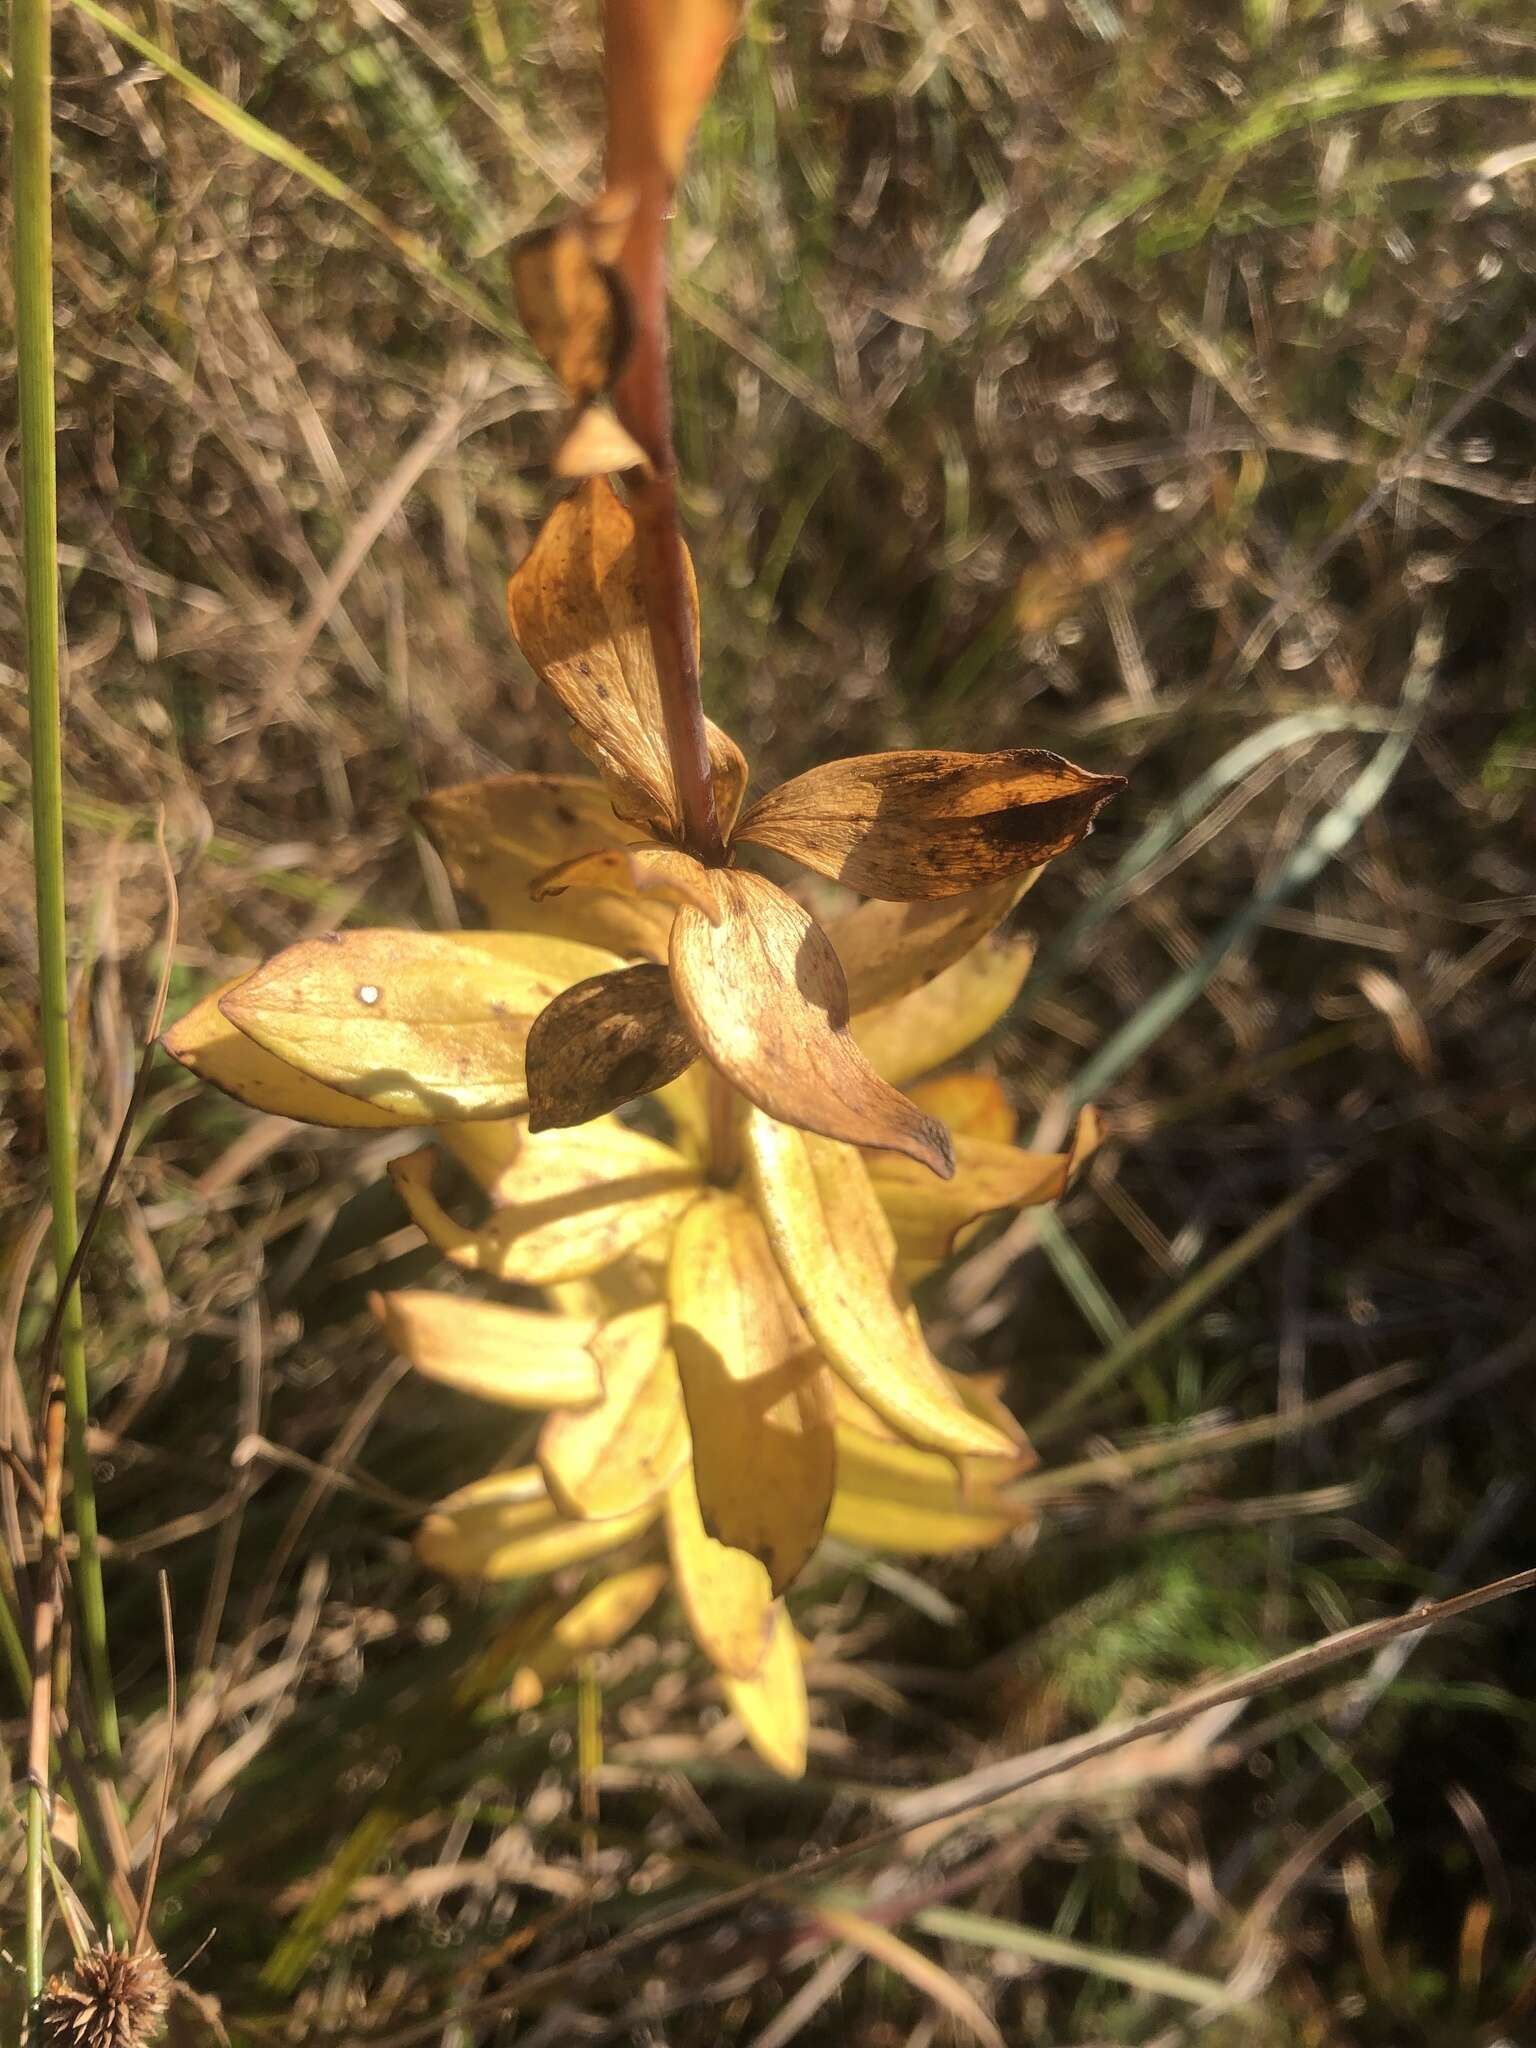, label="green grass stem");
[13,0,120,1871]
